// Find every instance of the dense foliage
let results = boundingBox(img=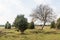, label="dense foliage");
[56,18,60,29]
[29,22,35,29]
[51,21,55,28]
[5,21,11,29]
[13,15,28,34]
